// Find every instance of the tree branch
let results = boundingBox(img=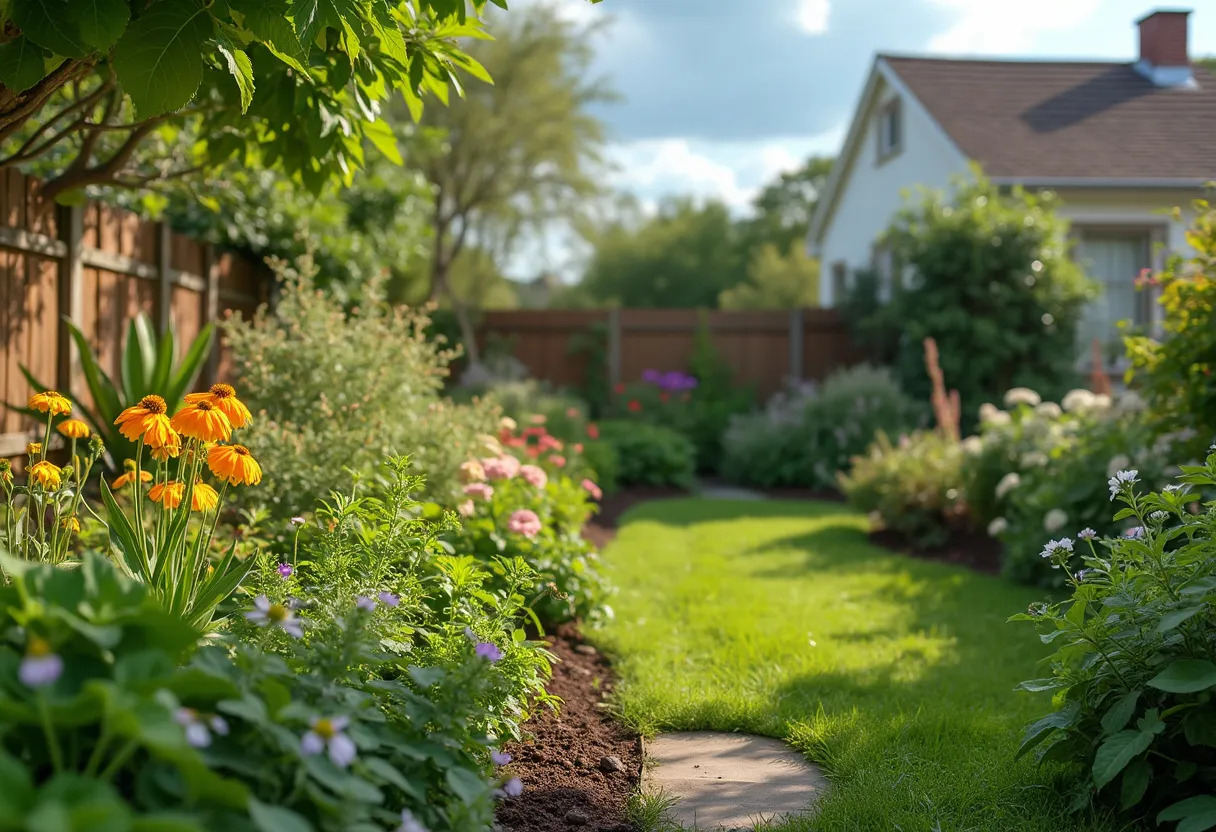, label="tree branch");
[0,59,91,145]
[0,79,113,167]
